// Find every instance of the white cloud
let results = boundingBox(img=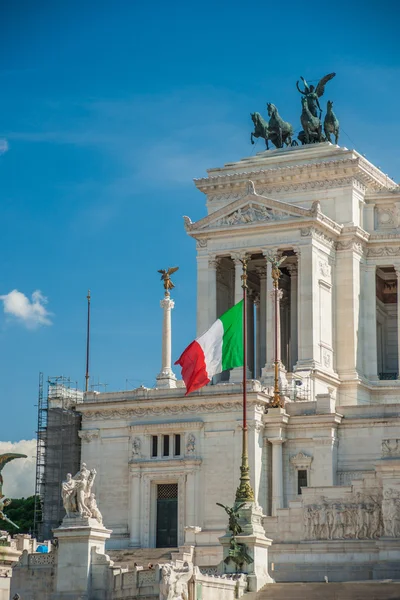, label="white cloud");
[0,439,36,498]
[0,139,8,155]
[0,289,52,328]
